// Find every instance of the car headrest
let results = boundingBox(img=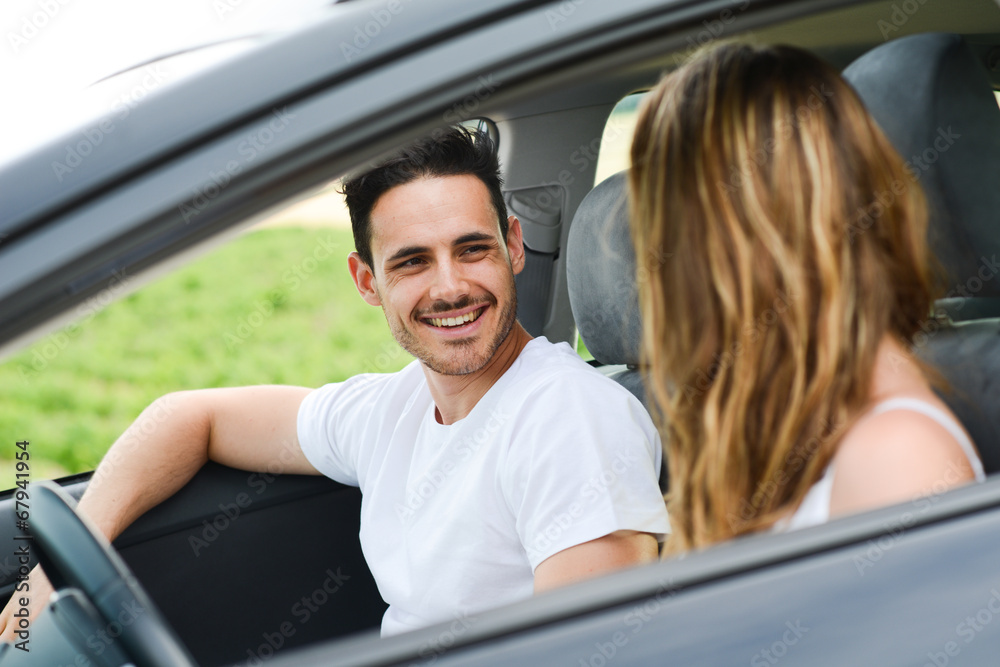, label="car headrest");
[843,33,1000,298]
[566,171,641,366]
